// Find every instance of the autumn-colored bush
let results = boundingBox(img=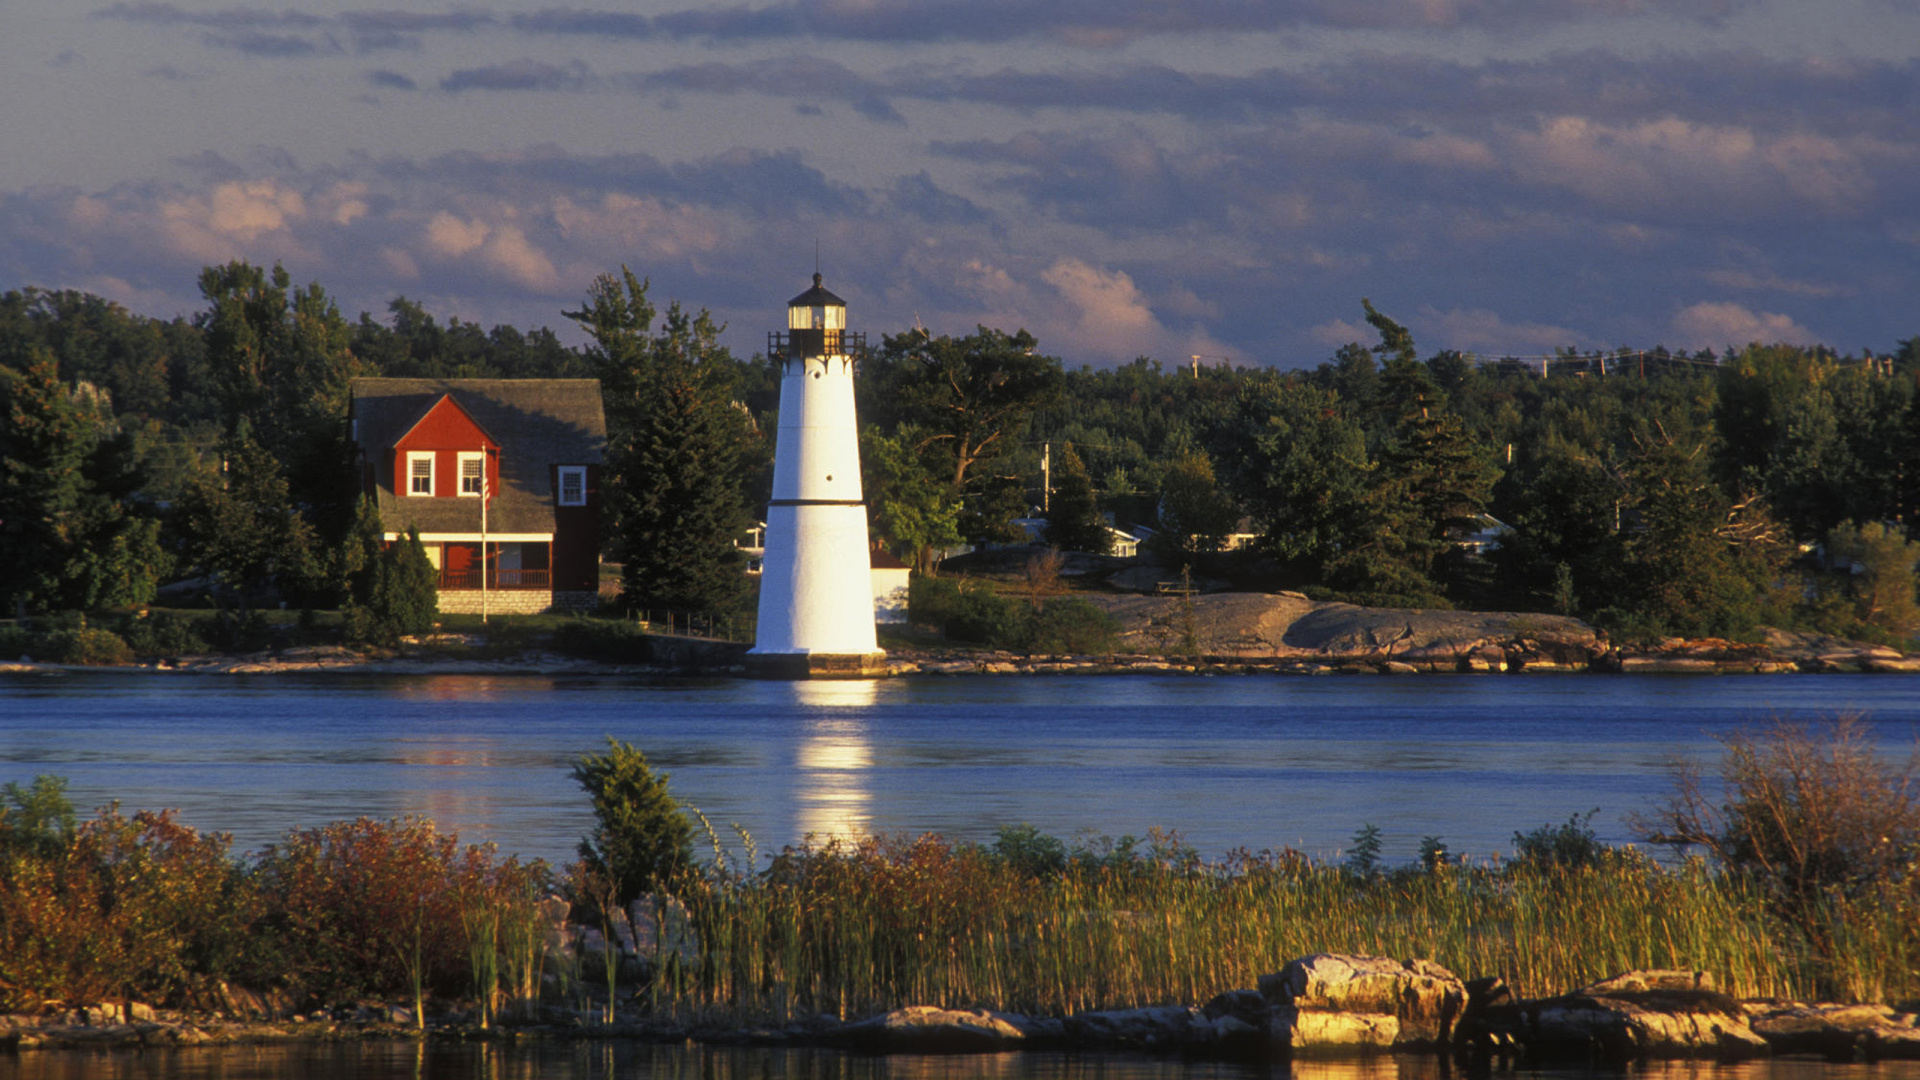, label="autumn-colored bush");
[0,797,262,1010]
[254,816,550,1007]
